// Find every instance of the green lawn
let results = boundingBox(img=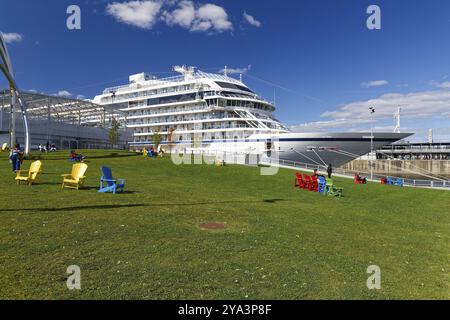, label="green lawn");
[0,150,449,299]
